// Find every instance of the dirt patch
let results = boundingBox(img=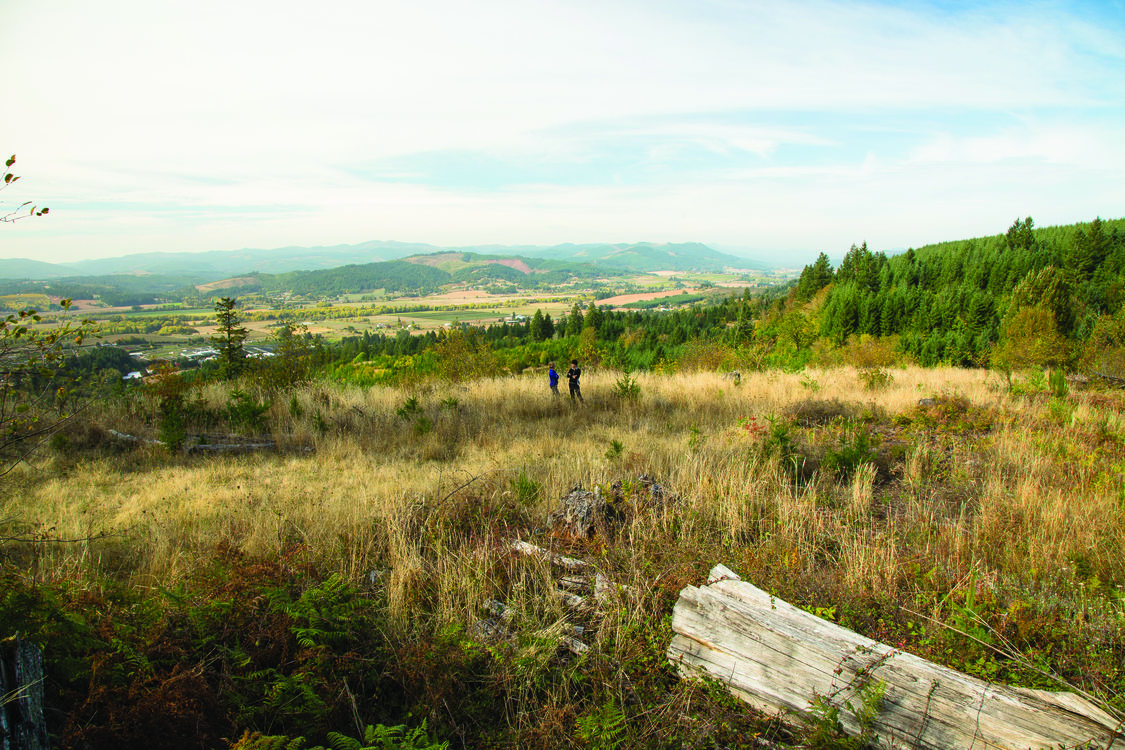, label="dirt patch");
[488,258,532,274]
[195,277,259,293]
